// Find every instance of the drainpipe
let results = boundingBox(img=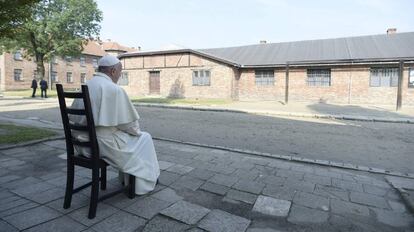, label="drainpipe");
[396,60,404,110]
[285,62,290,104]
[348,61,353,104]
